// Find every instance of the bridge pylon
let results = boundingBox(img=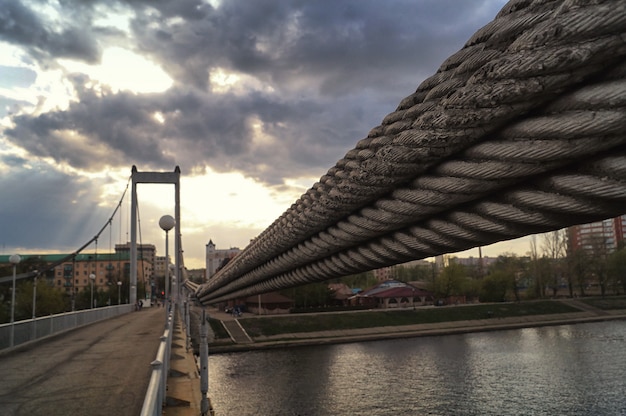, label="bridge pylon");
[130,166,181,306]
